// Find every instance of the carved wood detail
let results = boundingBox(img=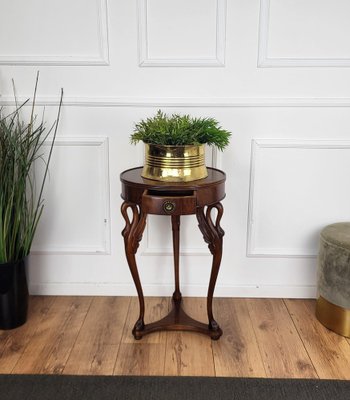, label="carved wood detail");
[120,167,226,340]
